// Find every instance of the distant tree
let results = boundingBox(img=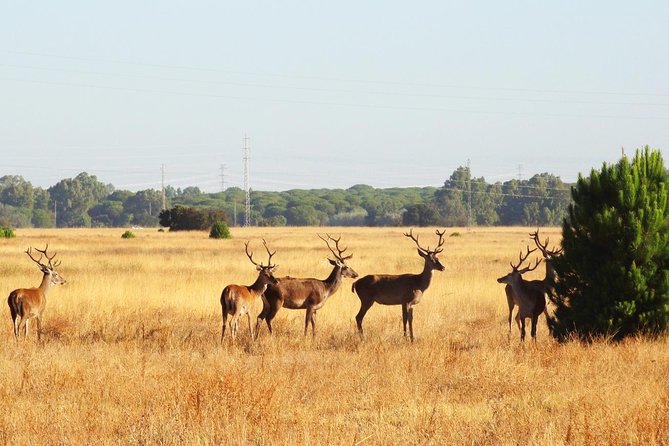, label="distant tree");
[435,166,470,226]
[403,203,442,226]
[49,172,112,227]
[550,147,669,341]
